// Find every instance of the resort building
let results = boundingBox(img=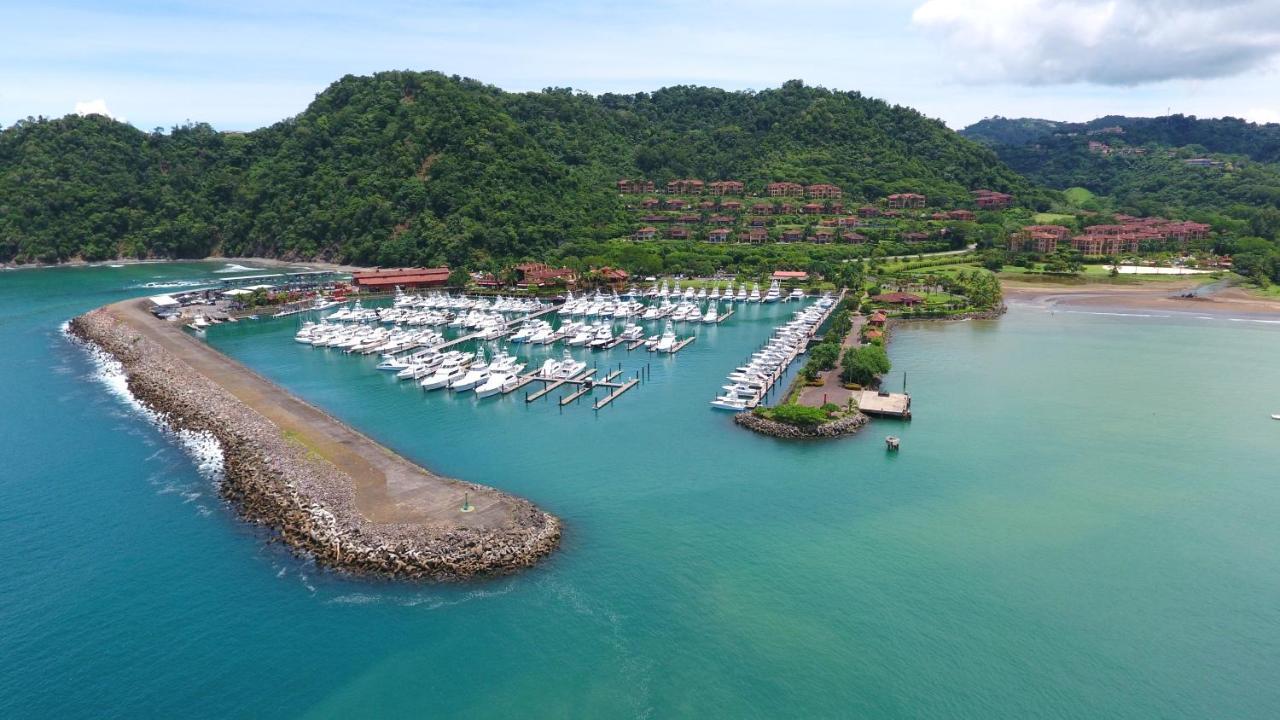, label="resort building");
[876,292,924,307]
[666,179,705,194]
[740,228,769,243]
[665,226,690,239]
[771,270,809,282]
[751,203,773,215]
[632,226,657,240]
[640,198,660,210]
[721,200,743,211]
[973,189,1013,209]
[352,267,451,290]
[1010,225,1071,253]
[617,179,655,194]
[886,193,926,209]
[800,203,823,215]
[857,206,881,218]
[665,198,688,210]
[514,263,578,288]
[843,232,868,244]
[708,180,745,195]
[706,228,731,243]
[947,209,976,221]
[766,182,805,197]
[780,229,803,242]
[811,228,835,244]
[806,183,843,199]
